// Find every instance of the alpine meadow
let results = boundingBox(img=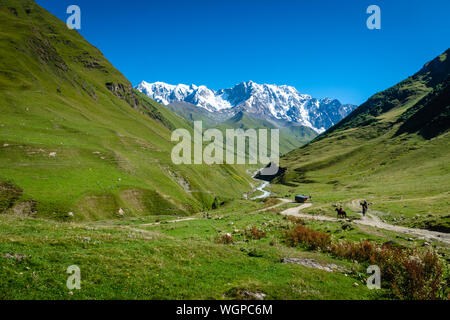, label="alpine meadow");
[0,0,449,304]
